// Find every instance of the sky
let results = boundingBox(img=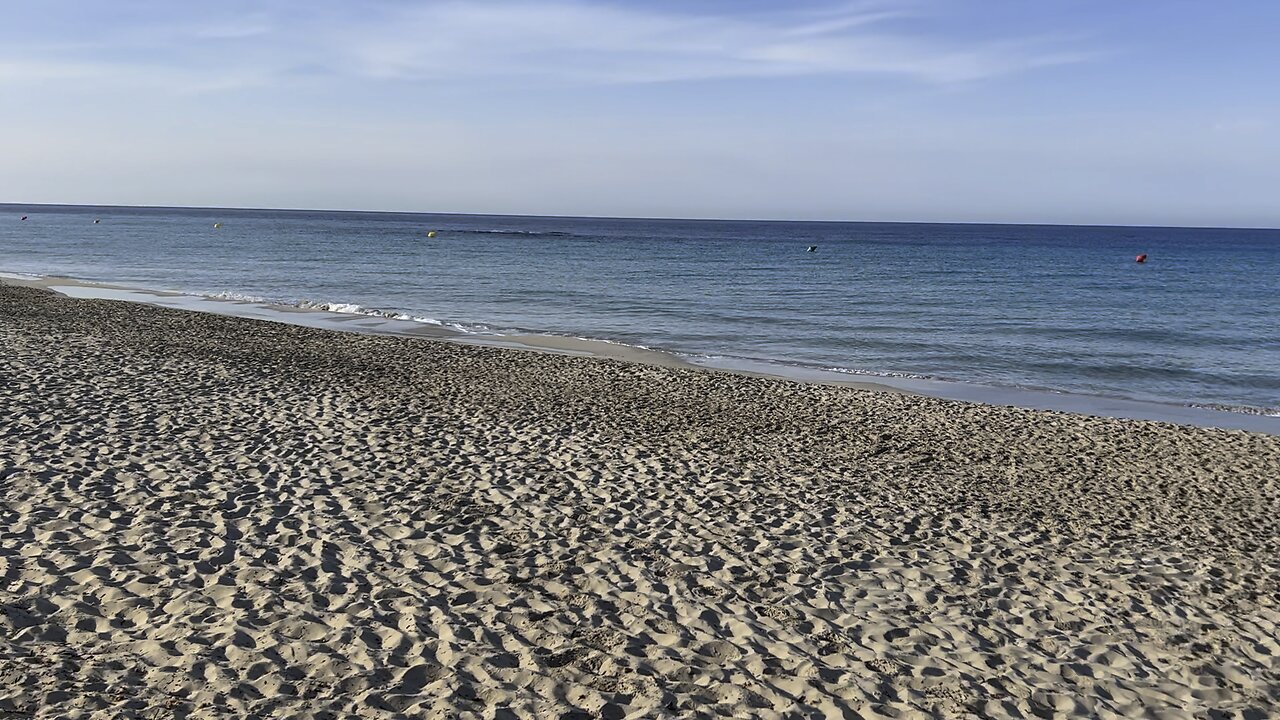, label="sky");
[1,0,1278,227]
